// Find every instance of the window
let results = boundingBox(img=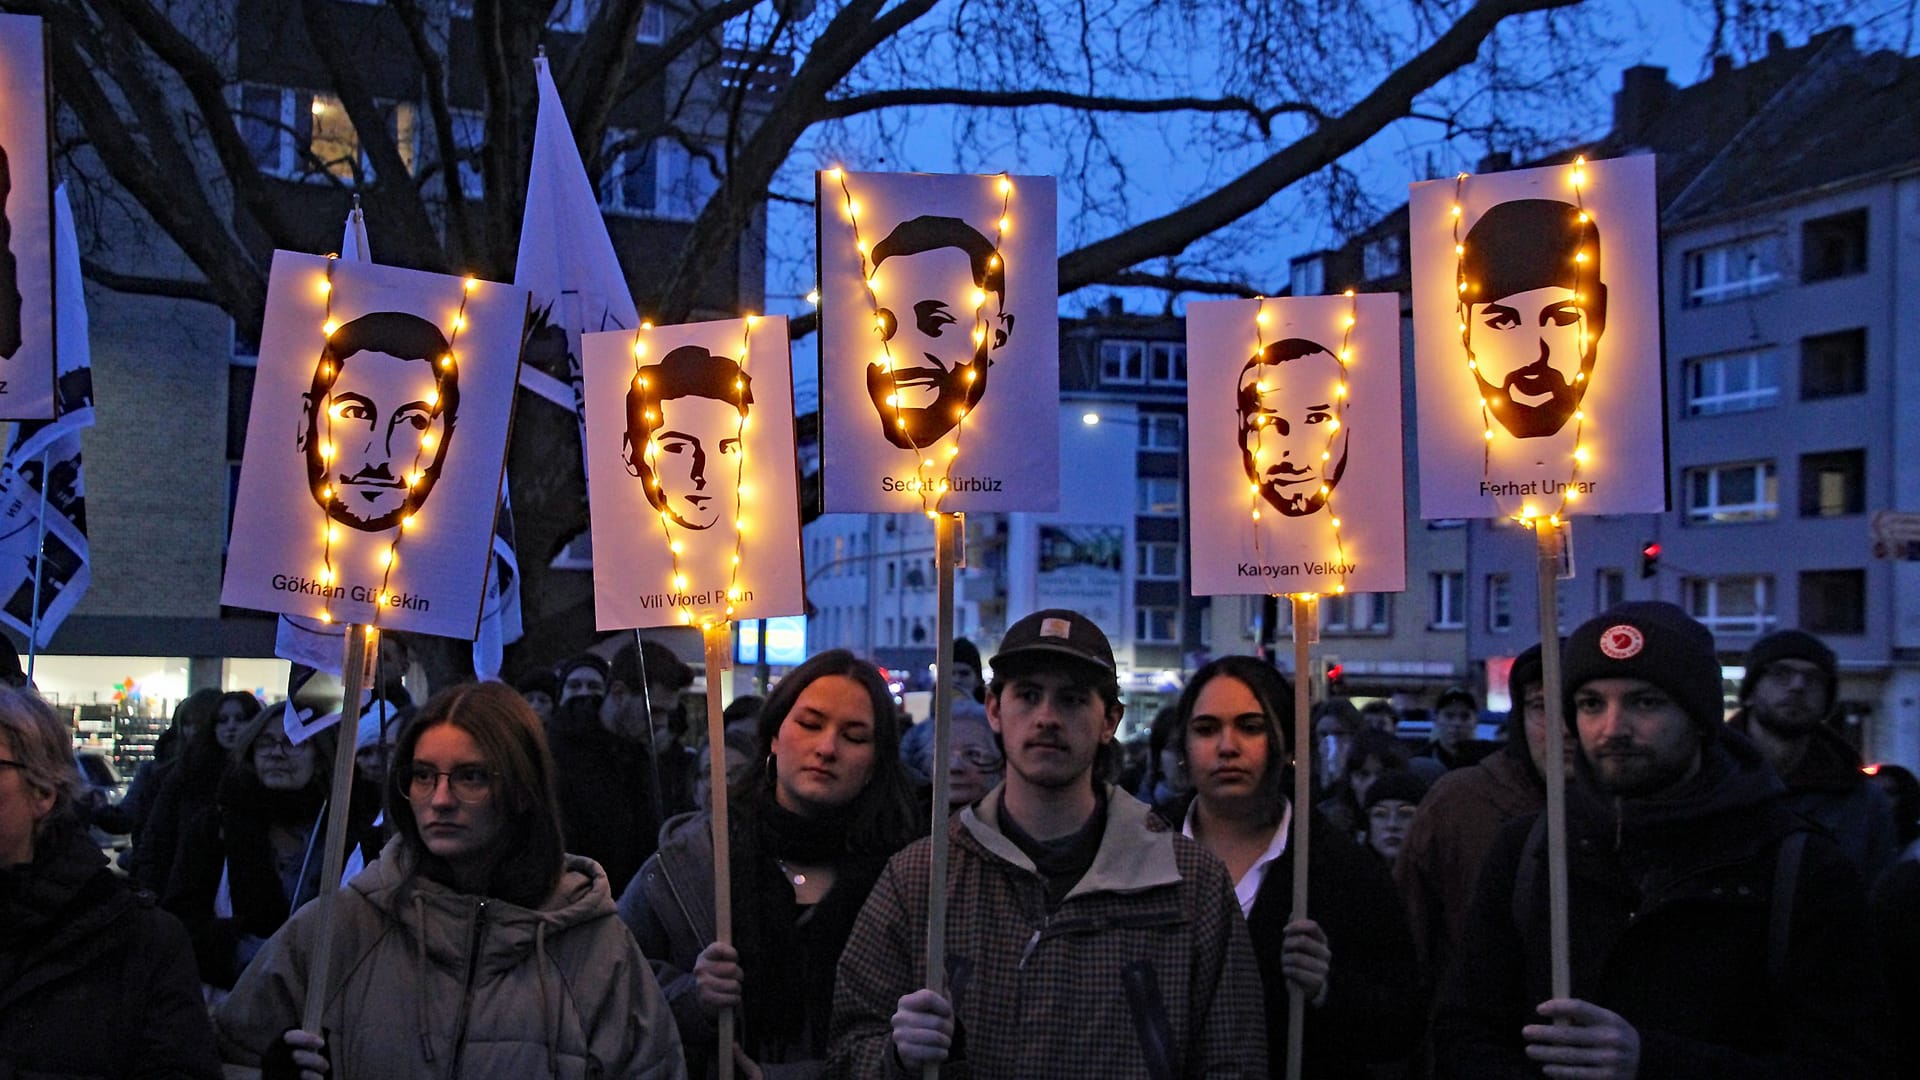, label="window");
[599,134,719,220]
[1430,572,1465,629]
[1324,593,1389,634]
[1595,568,1625,611]
[1685,461,1777,524]
[1801,329,1866,399]
[450,110,485,199]
[1101,340,1145,384]
[1684,575,1775,635]
[1139,413,1183,450]
[1362,235,1401,281]
[1486,573,1512,632]
[1136,605,1179,643]
[1684,350,1779,416]
[1147,342,1187,385]
[1801,208,1867,282]
[1137,542,1180,580]
[884,561,896,589]
[1800,450,1865,518]
[1682,236,1779,306]
[548,0,665,40]
[1799,569,1866,634]
[1137,477,1181,516]
[1289,255,1326,297]
[238,85,415,183]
